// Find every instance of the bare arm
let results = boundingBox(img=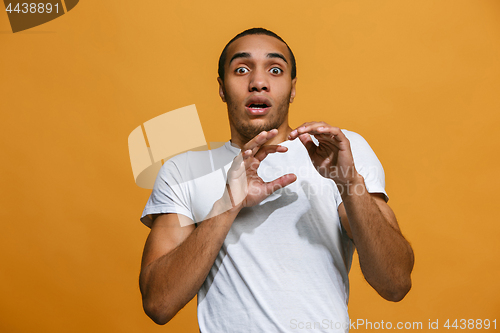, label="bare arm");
[289,122,414,302]
[139,200,240,325]
[139,129,296,325]
[339,188,414,301]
